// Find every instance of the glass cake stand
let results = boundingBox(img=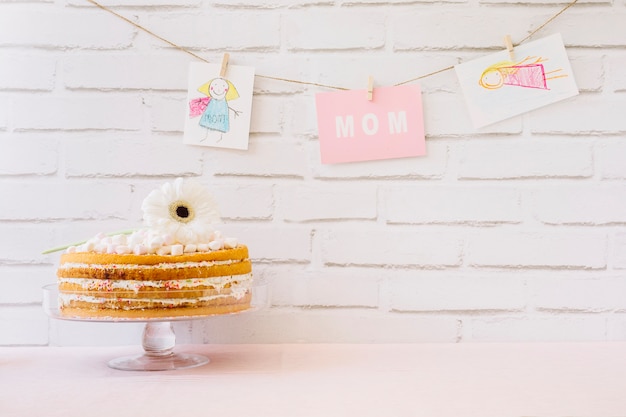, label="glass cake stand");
[42,280,269,372]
